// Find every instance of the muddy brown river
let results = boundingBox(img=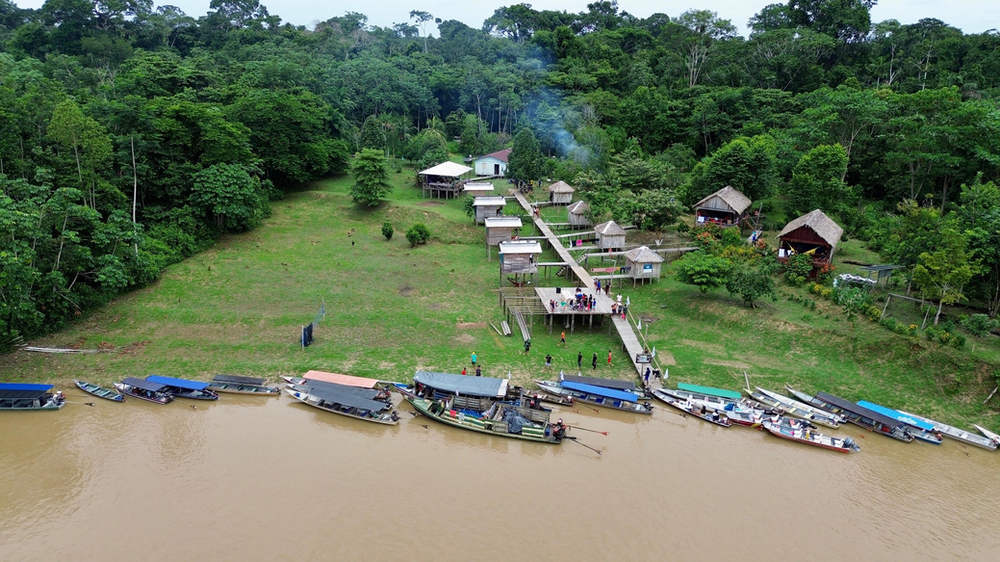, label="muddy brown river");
[2,394,998,561]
